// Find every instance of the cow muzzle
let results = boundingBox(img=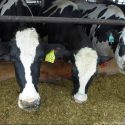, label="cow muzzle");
[18,98,41,112]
